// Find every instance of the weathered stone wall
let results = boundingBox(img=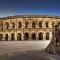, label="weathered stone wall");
[0,15,60,41]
